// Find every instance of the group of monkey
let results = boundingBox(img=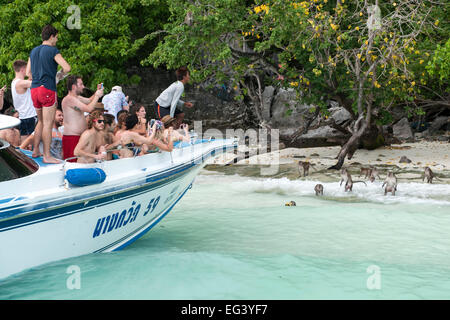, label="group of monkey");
[297,160,438,197]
